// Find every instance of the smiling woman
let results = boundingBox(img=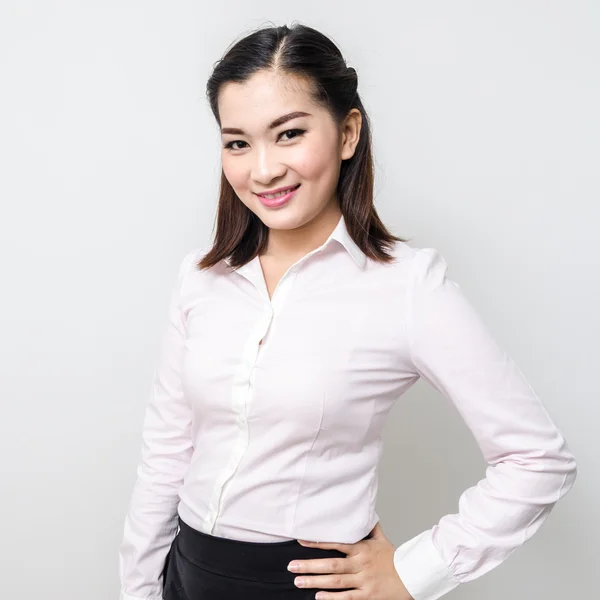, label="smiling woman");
[117,19,577,600]
[214,66,372,261]
[197,22,402,272]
